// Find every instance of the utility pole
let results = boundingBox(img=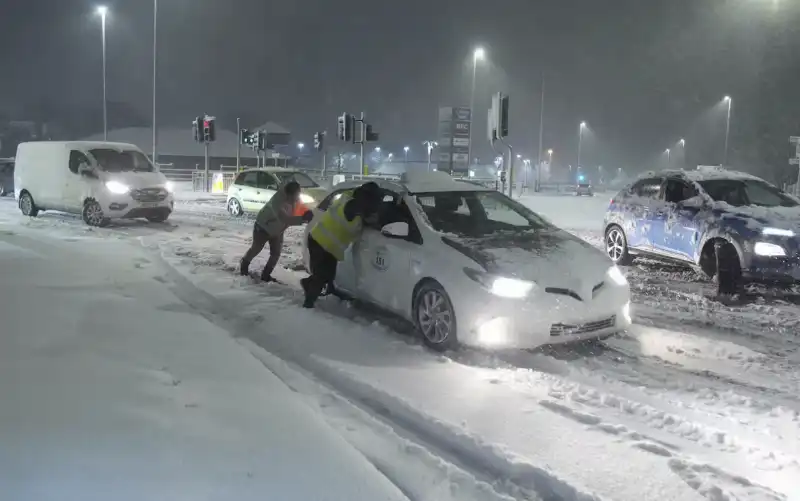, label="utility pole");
[152,0,158,166]
[204,142,210,192]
